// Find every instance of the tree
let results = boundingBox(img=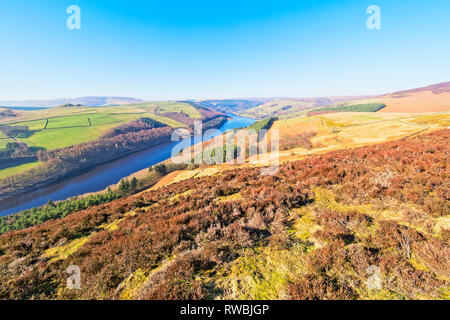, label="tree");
[131,177,138,192]
[154,164,167,175]
[119,179,130,193]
